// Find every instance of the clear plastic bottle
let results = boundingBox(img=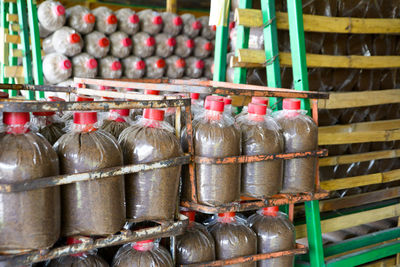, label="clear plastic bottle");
[137,9,163,35]
[43,53,72,84]
[145,56,166,78]
[72,53,98,78]
[132,32,155,57]
[38,1,66,33]
[99,56,122,79]
[199,16,216,40]
[84,31,110,58]
[203,57,214,80]
[175,35,195,58]
[122,56,146,79]
[92,7,118,34]
[185,57,204,78]
[66,5,96,34]
[194,37,213,59]
[43,26,83,57]
[155,33,176,58]
[100,109,132,140]
[31,110,65,145]
[161,12,183,36]
[181,13,202,38]
[165,56,185,78]
[115,8,140,35]
[109,31,132,58]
